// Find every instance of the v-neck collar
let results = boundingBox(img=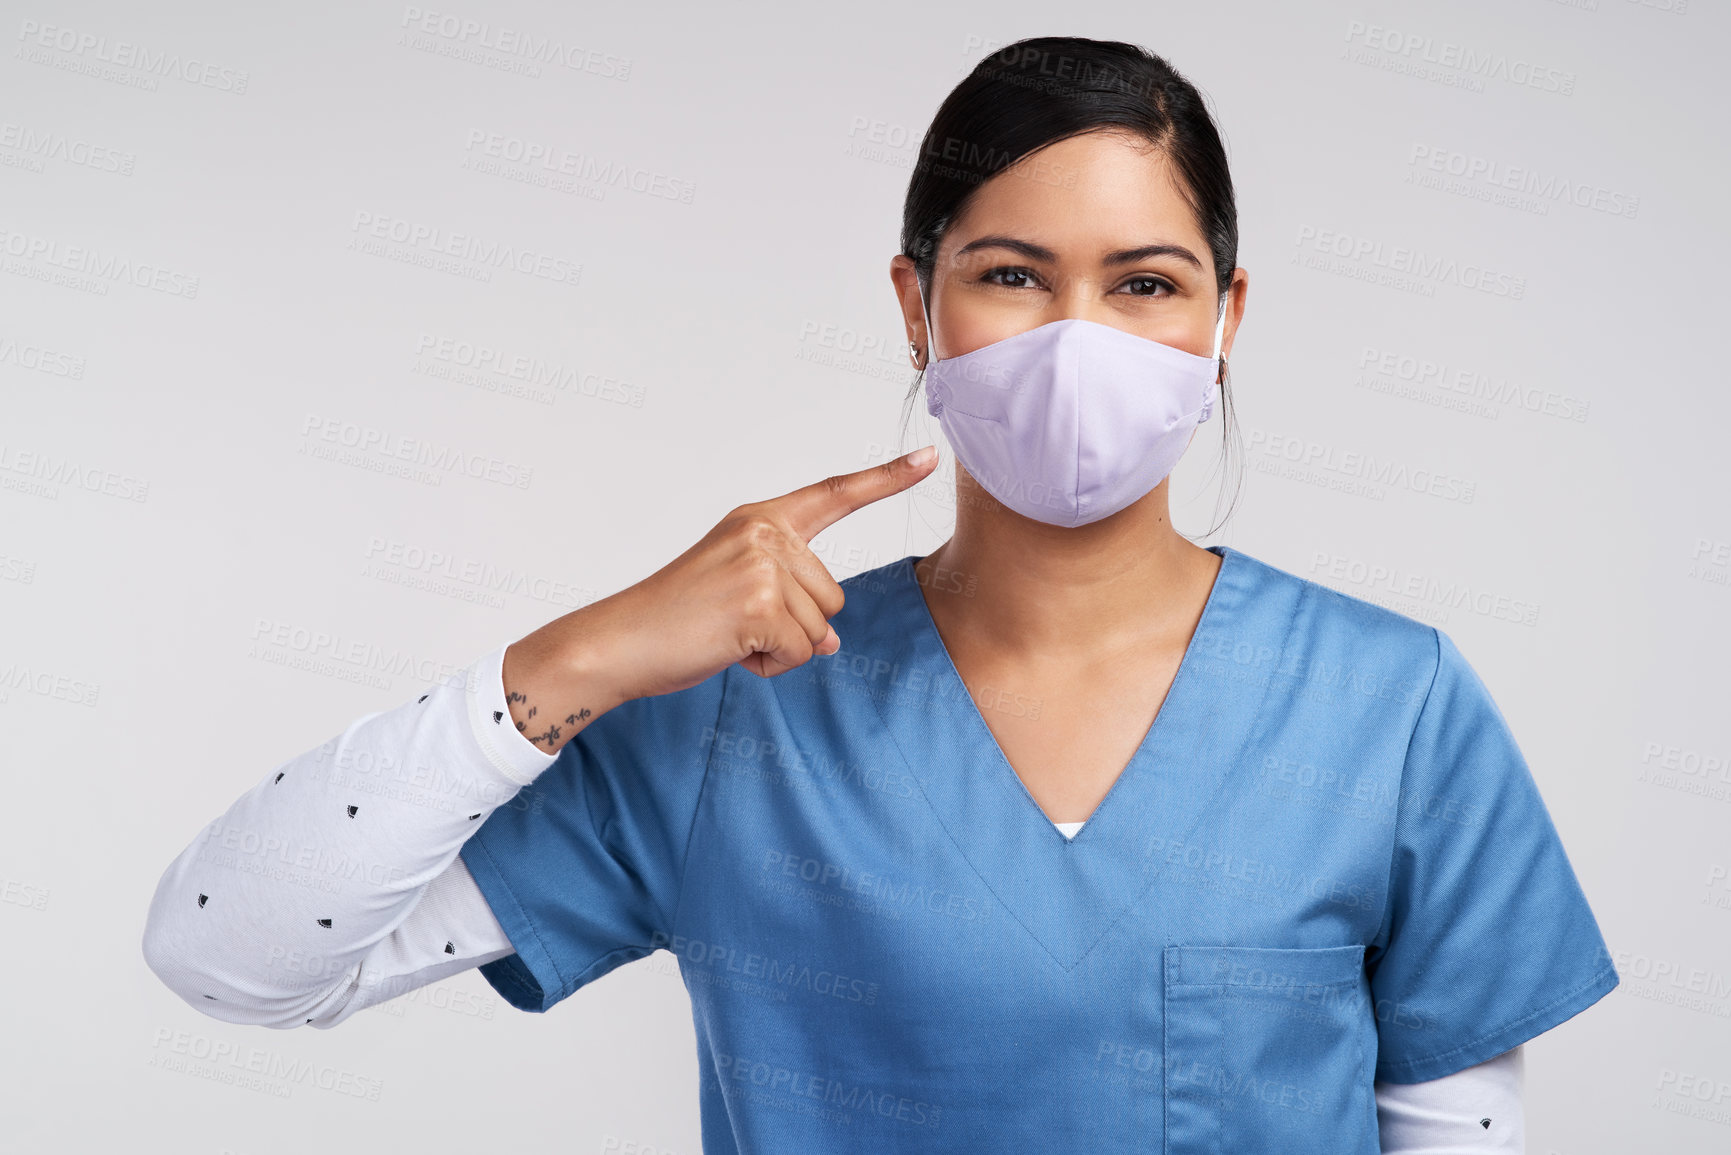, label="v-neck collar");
[863,544,1261,970]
